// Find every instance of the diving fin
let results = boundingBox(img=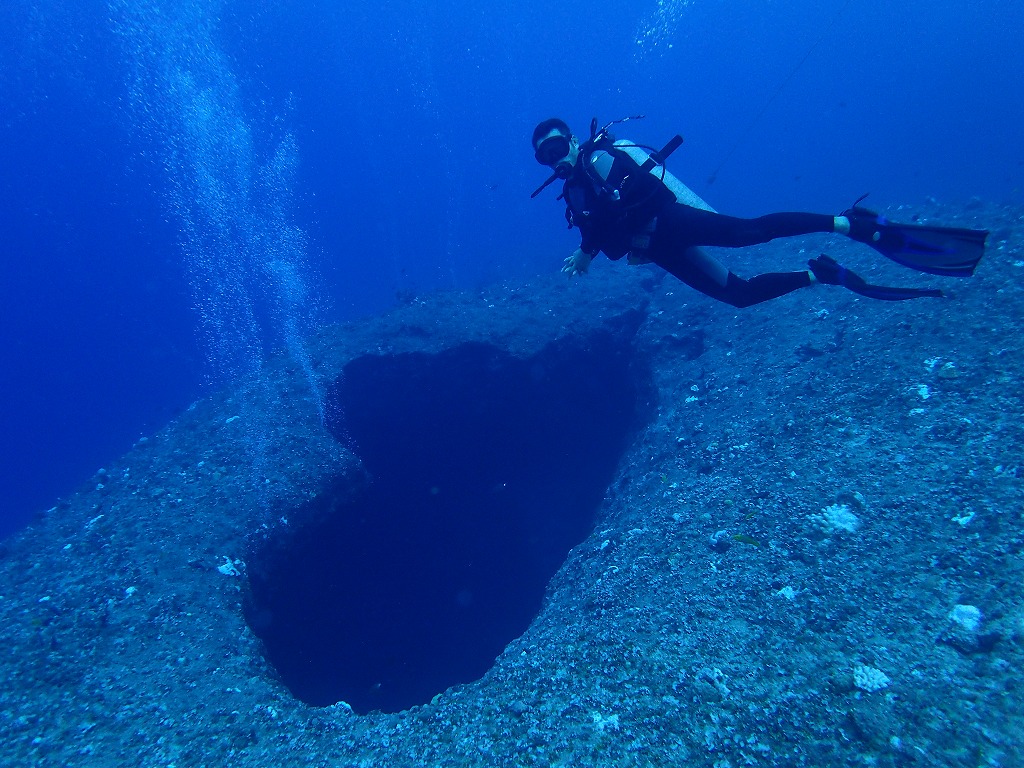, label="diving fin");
[844,206,988,278]
[809,254,944,301]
